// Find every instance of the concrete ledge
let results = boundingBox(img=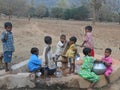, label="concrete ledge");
[0,55,120,89]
